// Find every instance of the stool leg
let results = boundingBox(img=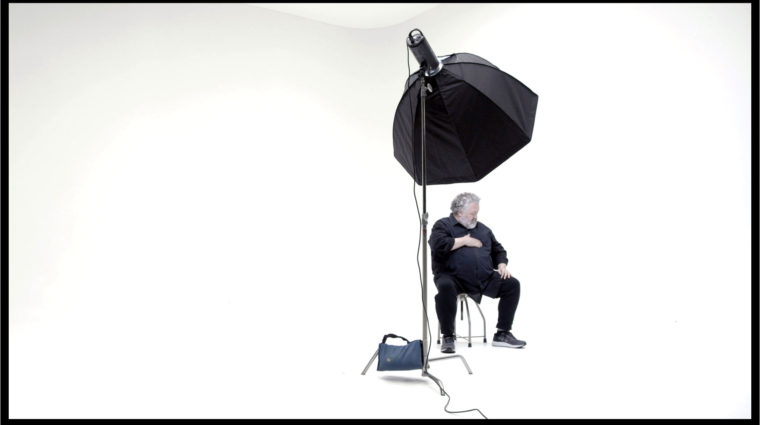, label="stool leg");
[474,301,487,343]
[463,297,472,347]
